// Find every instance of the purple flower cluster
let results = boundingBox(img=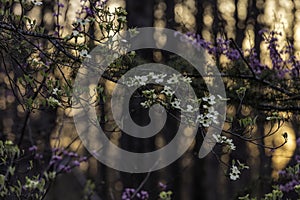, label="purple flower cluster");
[279,180,300,192]
[277,137,300,193]
[94,0,108,8]
[262,31,300,78]
[246,49,267,74]
[28,145,43,159]
[57,2,64,8]
[175,32,240,60]
[77,0,104,16]
[28,145,37,152]
[176,30,300,79]
[264,31,286,78]
[50,147,87,173]
[83,6,94,16]
[159,182,167,190]
[278,169,300,193]
[28,145,87,173]
[297,138,300,146]
[121,188,149,200]
[296,155,300,163]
